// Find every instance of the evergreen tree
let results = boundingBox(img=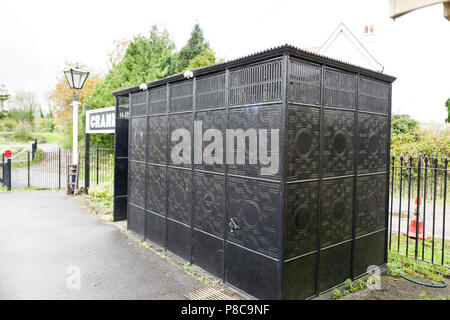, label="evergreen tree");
[175,23,209,73]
